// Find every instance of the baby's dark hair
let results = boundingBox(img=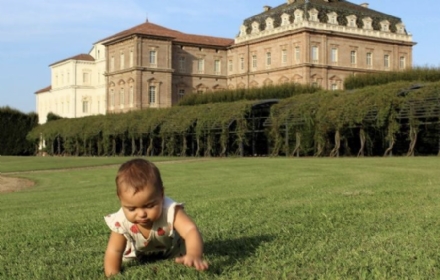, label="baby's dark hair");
[115,158,163,196]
